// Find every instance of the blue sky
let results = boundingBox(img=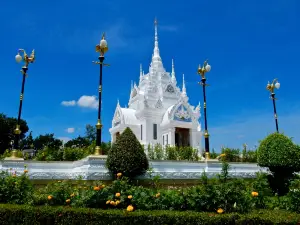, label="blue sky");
[1,0,300,151]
